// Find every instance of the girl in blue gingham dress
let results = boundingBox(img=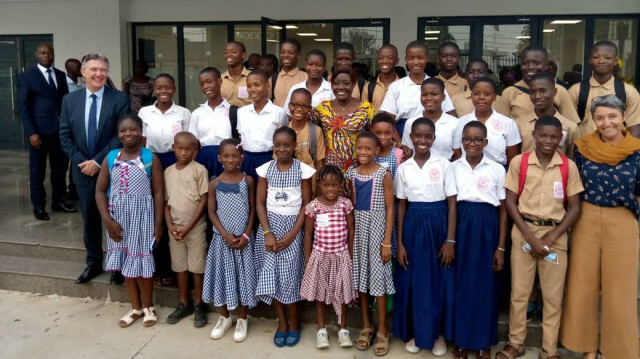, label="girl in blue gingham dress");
[203,139,257,341]
[254,127,315,347]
